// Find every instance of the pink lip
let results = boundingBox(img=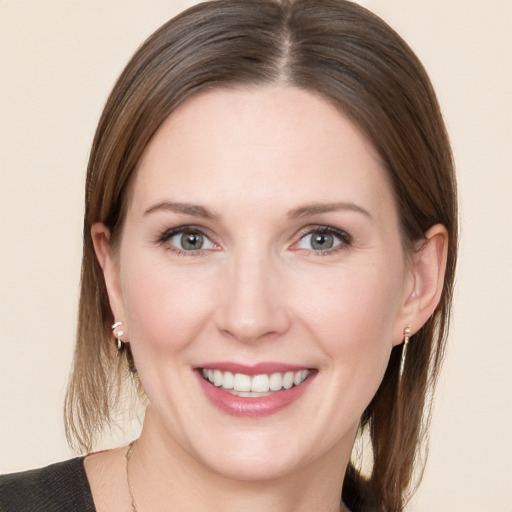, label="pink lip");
[196,361,309,376]
[195,365,317,418]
